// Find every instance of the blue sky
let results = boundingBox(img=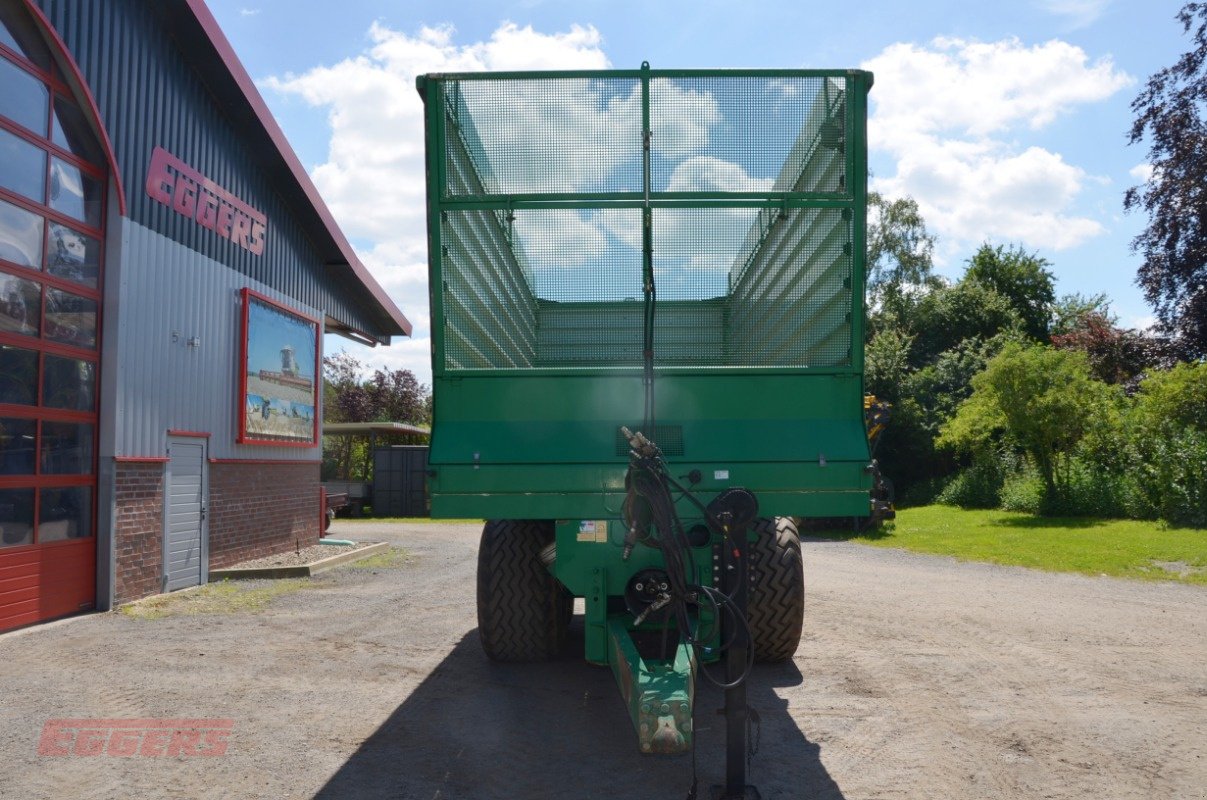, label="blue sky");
[207,0,1187,385]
